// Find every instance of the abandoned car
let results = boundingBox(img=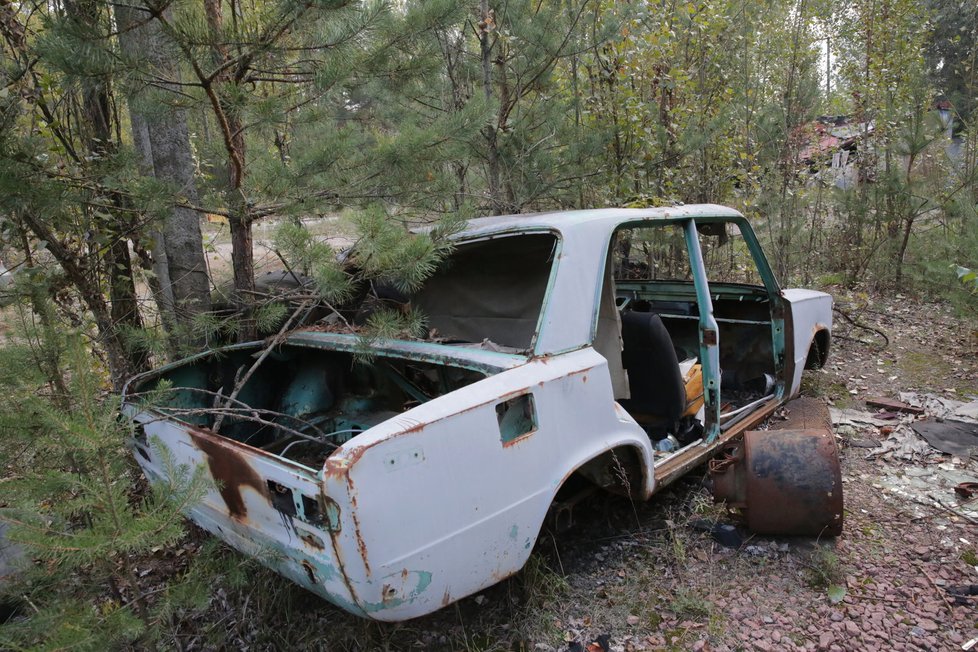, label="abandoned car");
[123,205,841,621]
